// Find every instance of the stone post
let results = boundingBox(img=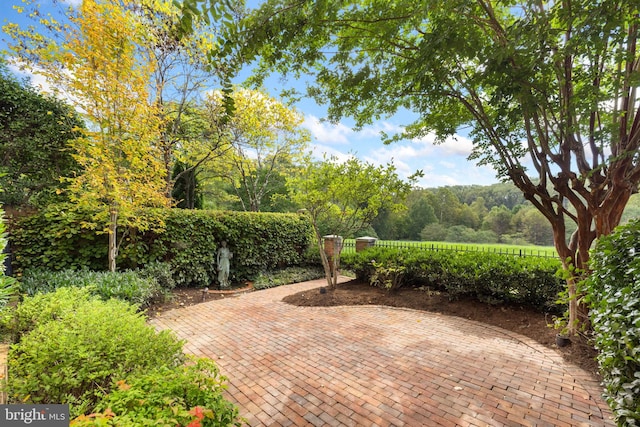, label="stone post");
[355,236,377,252]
